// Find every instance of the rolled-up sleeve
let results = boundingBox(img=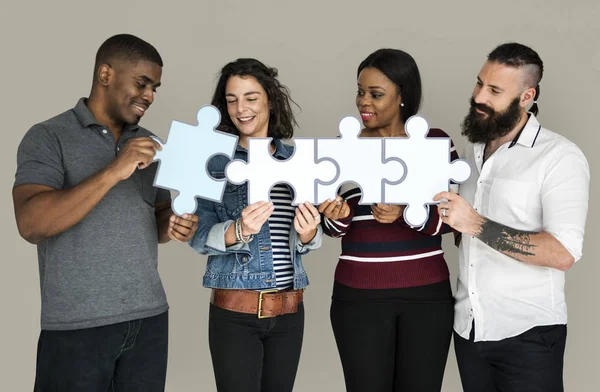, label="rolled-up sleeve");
[294,222,323,255]
[542,144,590,261]
[188,198,250,256]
